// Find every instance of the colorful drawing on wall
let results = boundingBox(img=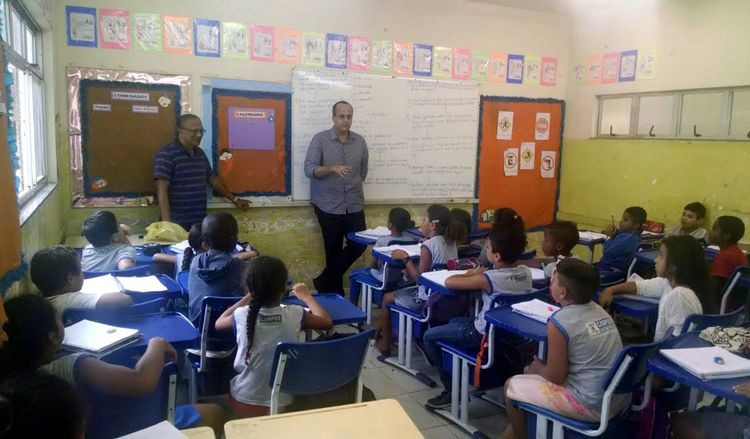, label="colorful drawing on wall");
[132,13,161,52]
[325,33,347,68]
[275,28,300,64]
[348,36,370,71]
[571,61,585,85]
[222,22,248,59]
[497,111,513,140]
[489,52,507,83]
[393,41,413,76]
[637,48,656,80]
[227,107,275,151]
[472,51,489,81]
[194,18,220,57]
[541,57,557,86]
[504,148,519,176]
[602,52,620,83]
[535,112,550,141]
[586,55,602,84]
[370,39,393,74]
[251,25,275,62]
[507,54,524,84]
[301,31,325,67]
[432,46,452,79]
[99,9,129,50]
[452,48,471,80]
[413,43,432,76]
[66,5,97,47]
[163,16,192,54]
[525,56,541,84]
[520,142,535,170]
[540,151,556,178]
[619,50,637,82]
